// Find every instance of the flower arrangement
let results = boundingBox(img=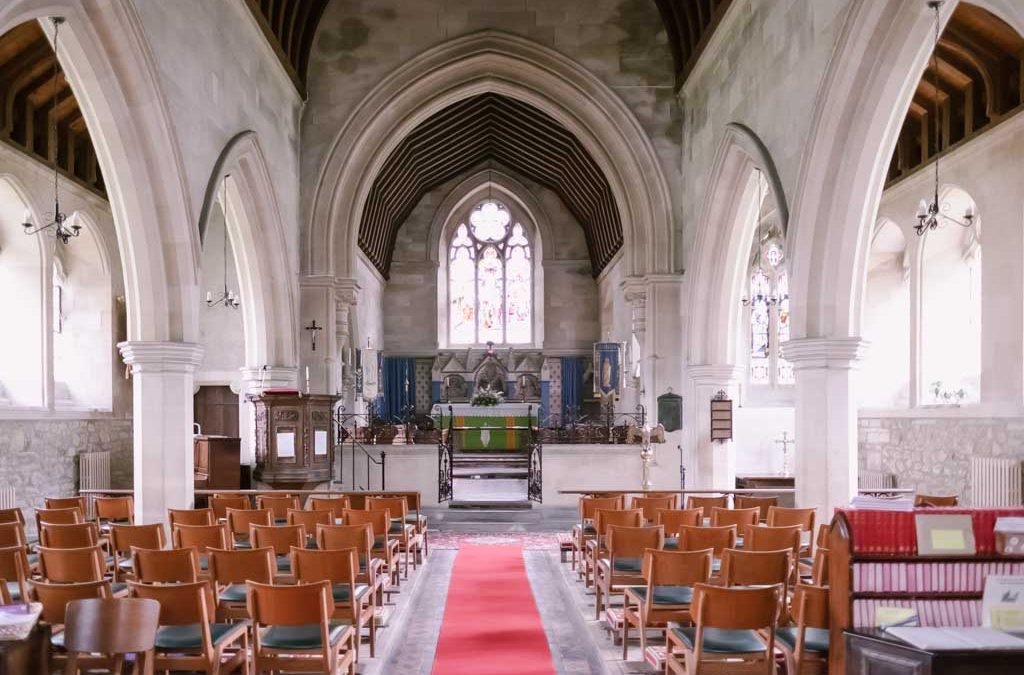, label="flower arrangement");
[929,381,966,405]
[471,385,504,407]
